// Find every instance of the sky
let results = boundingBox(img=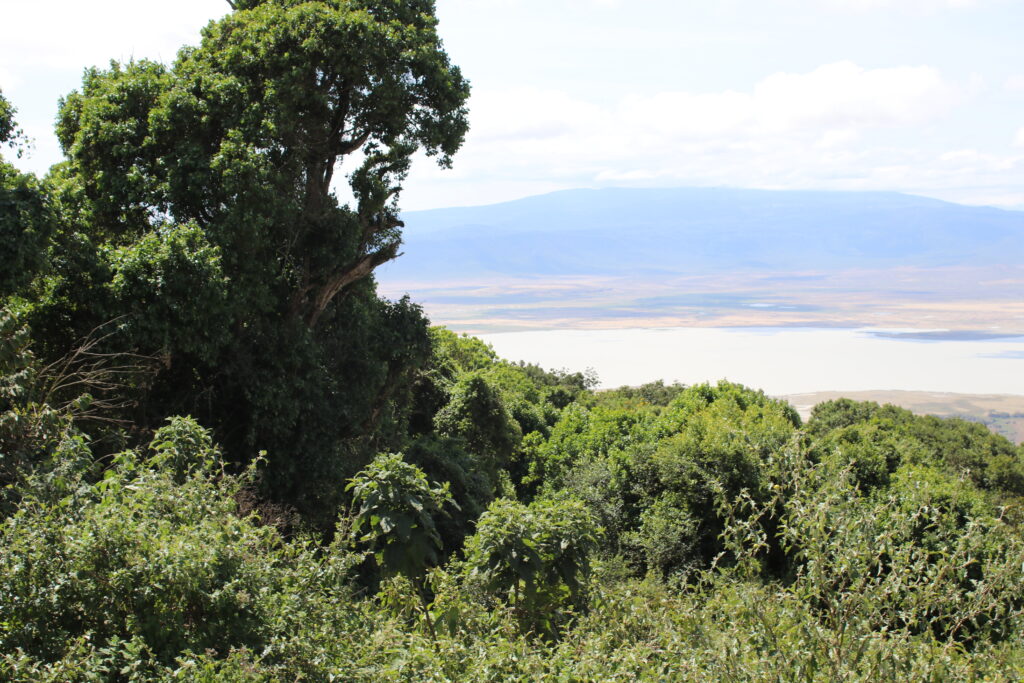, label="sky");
[2,0,1024,211]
